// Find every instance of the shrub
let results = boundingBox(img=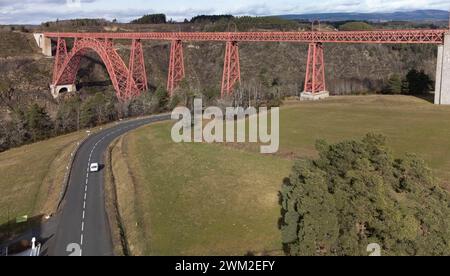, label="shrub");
[280,134,450,256]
